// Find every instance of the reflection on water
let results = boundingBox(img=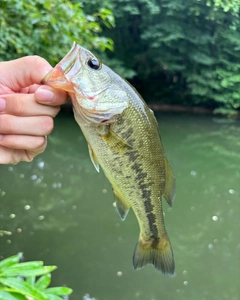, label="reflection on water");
[0,112,239,300]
